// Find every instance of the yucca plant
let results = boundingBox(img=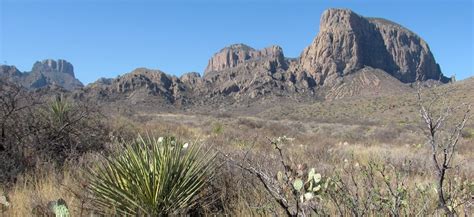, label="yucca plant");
[87,136,216,216]
[49,95,70,124]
